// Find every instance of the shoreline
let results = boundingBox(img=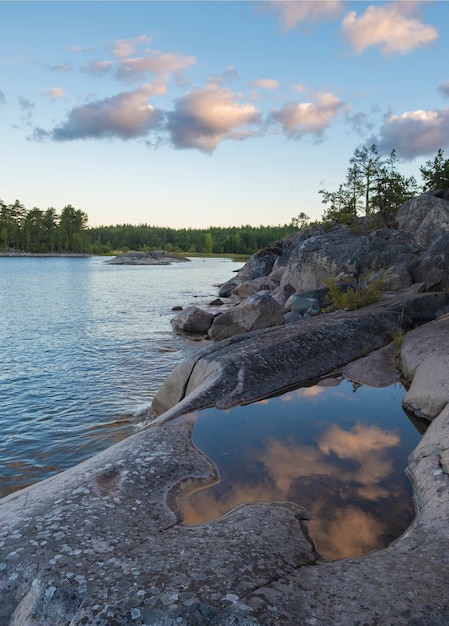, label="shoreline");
[0,251,91,257]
